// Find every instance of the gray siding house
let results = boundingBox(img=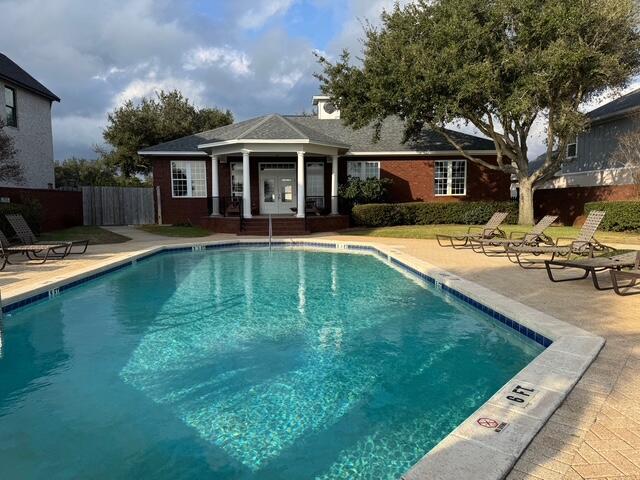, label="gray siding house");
[558,89,640,184]
[0,53,60,189]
